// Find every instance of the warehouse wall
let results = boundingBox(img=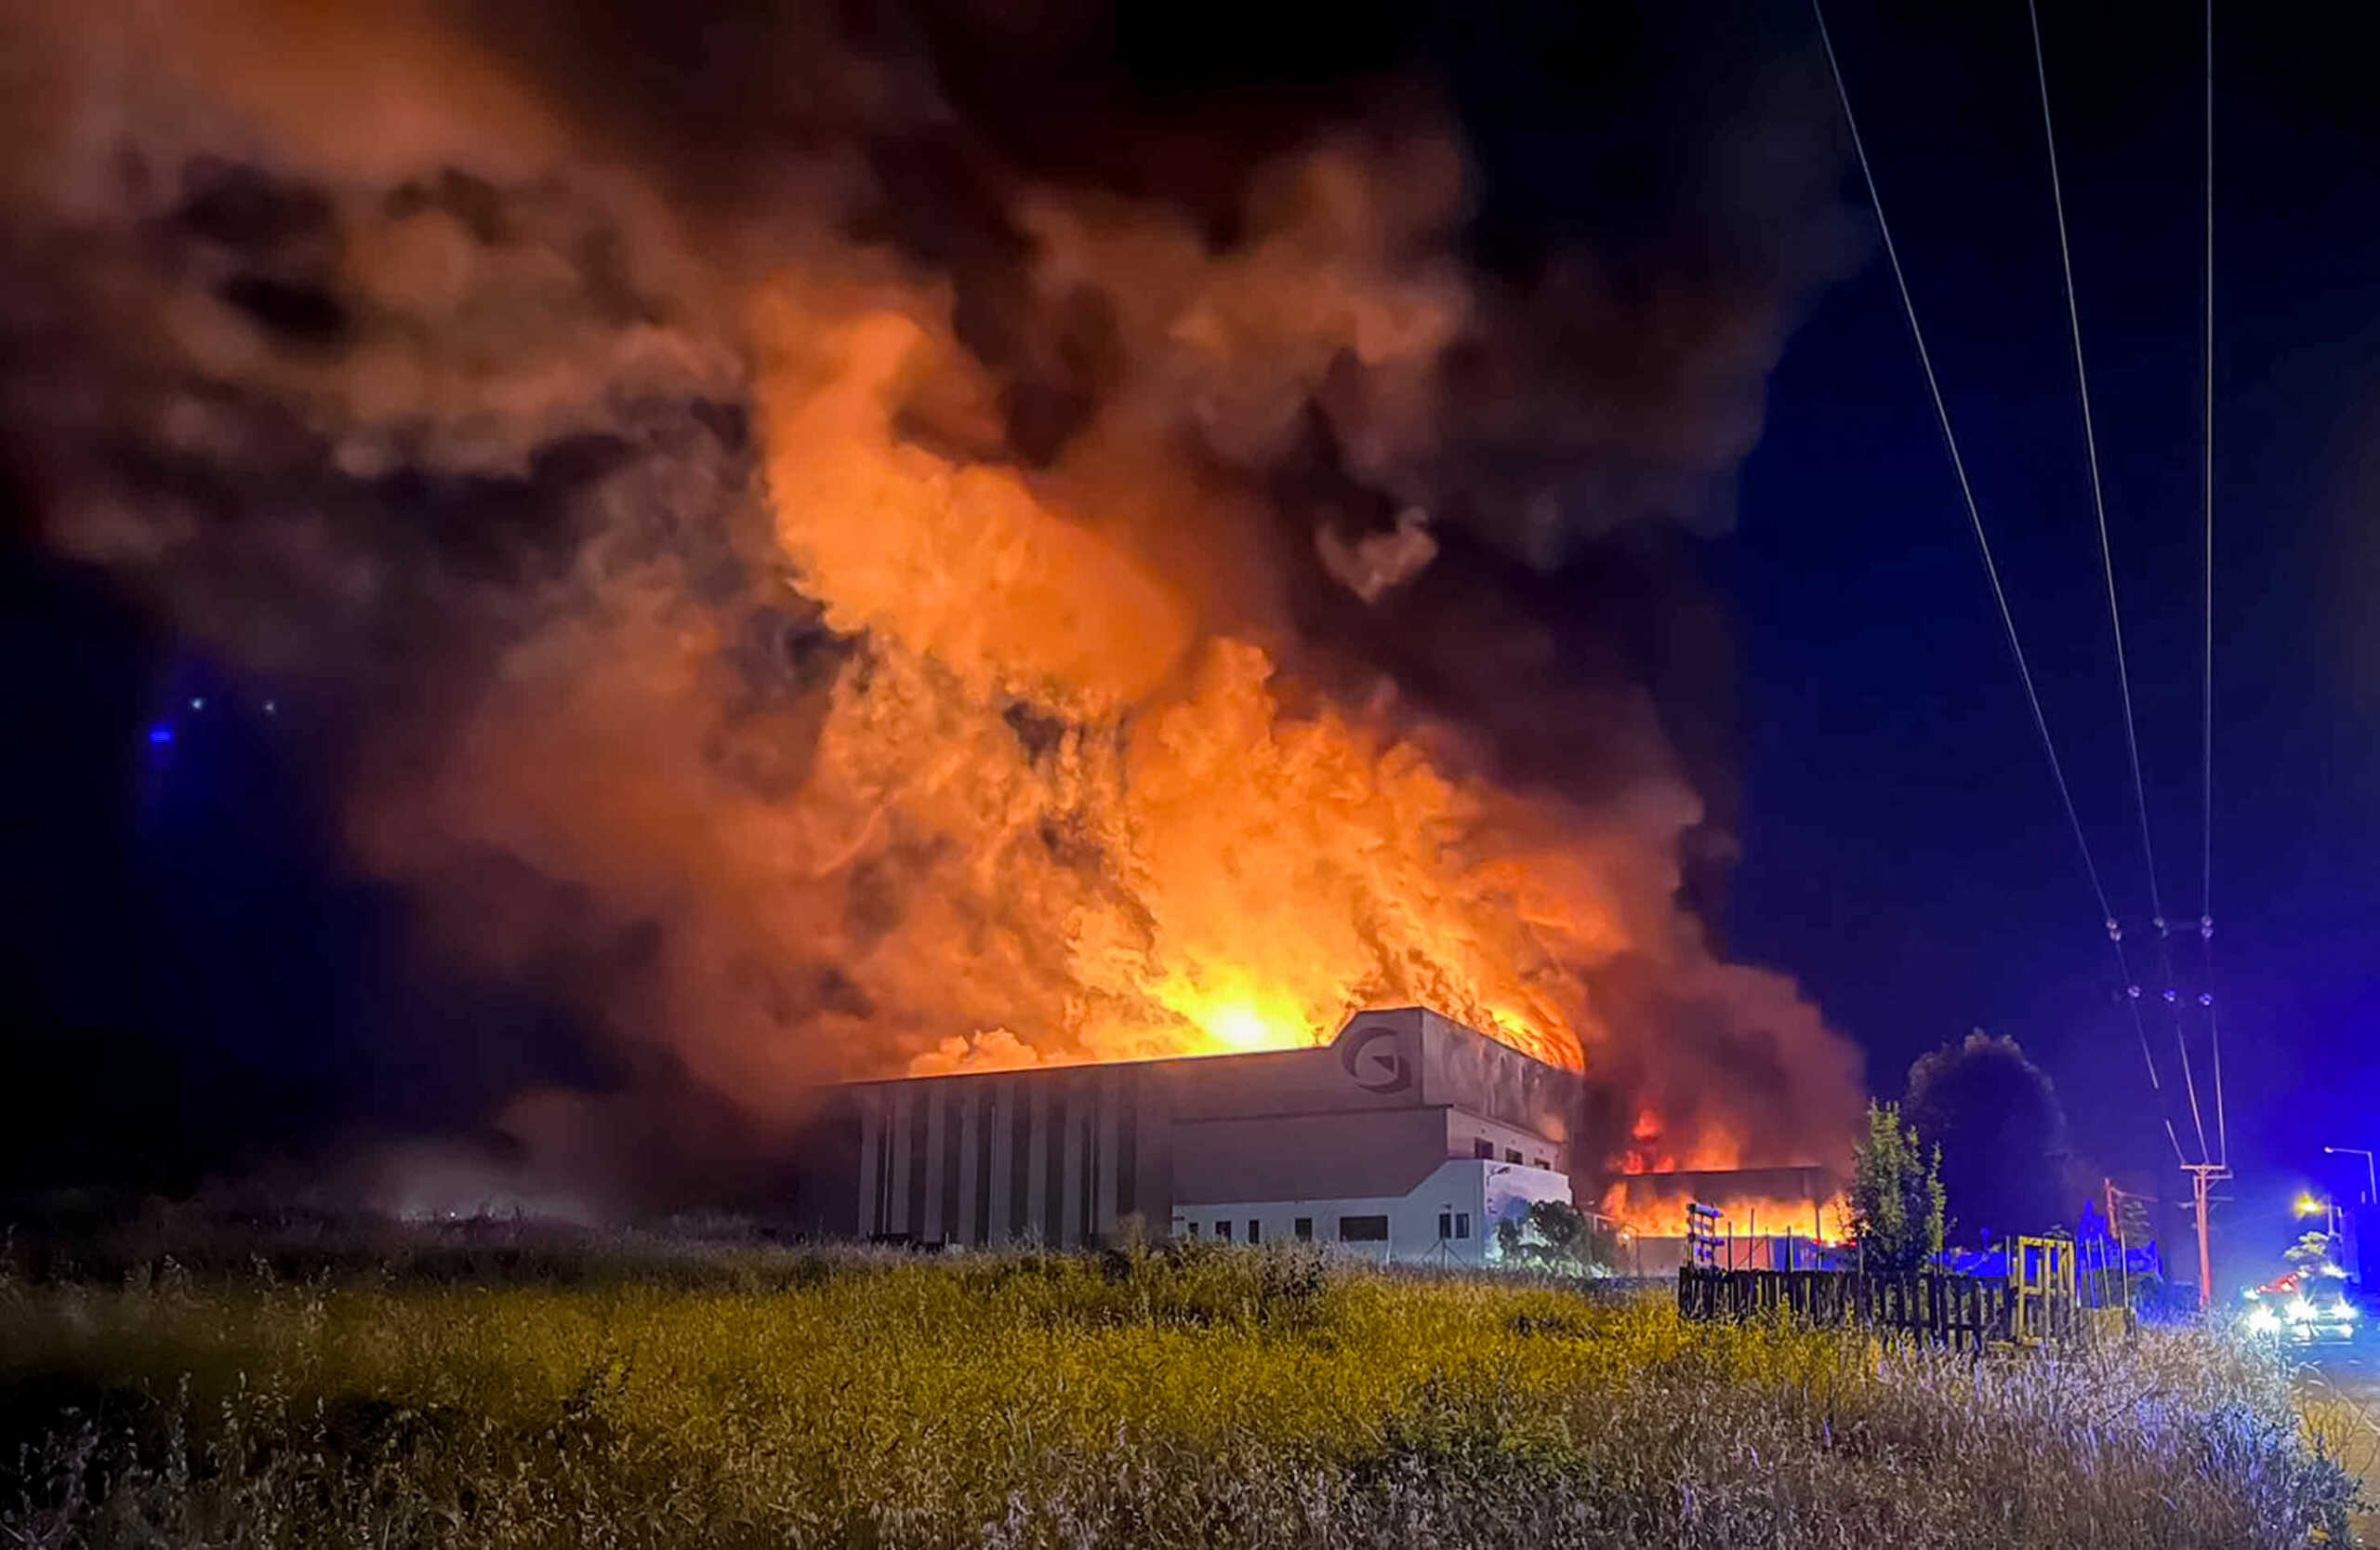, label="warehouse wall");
[853,1063,1161,1247]
[824,1010,1585,1252]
